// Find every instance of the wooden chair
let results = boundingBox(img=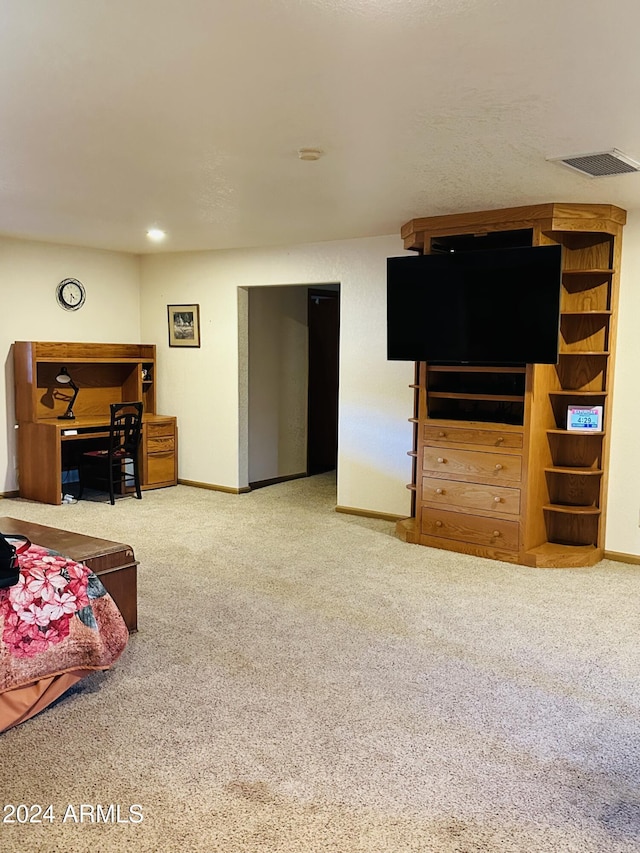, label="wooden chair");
[78,402,143,505]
